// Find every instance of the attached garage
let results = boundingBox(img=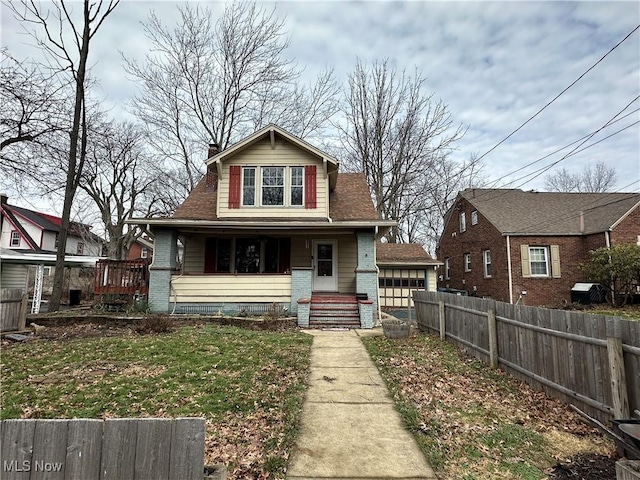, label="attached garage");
[376,243,442,309]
